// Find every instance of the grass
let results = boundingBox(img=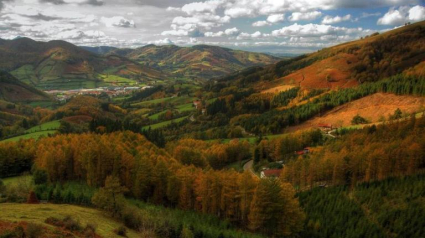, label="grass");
[26,120,61,133]
[176,103,196,113]
[0,203,140,238]
[148,110,167,120]
[143,116,189,130]
[1,130,57,143]
[26,101,56,109]
[100,74,138,85]
[132,95,196,107]
[2,175,32,186]
[207,133,288,144]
